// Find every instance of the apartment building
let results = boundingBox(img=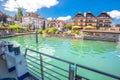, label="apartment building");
[72,12,86,26]
[97,12,112,28]
[85,12,97,26]
[66,11,112,28]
